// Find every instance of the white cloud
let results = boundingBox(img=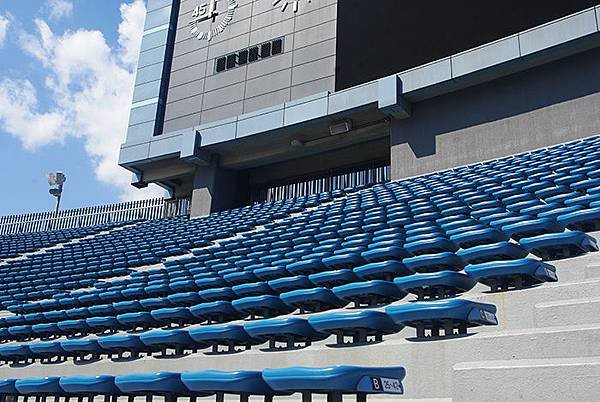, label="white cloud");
[0,14,10,47]
[0,0,164,201]
[46,0,73,21]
